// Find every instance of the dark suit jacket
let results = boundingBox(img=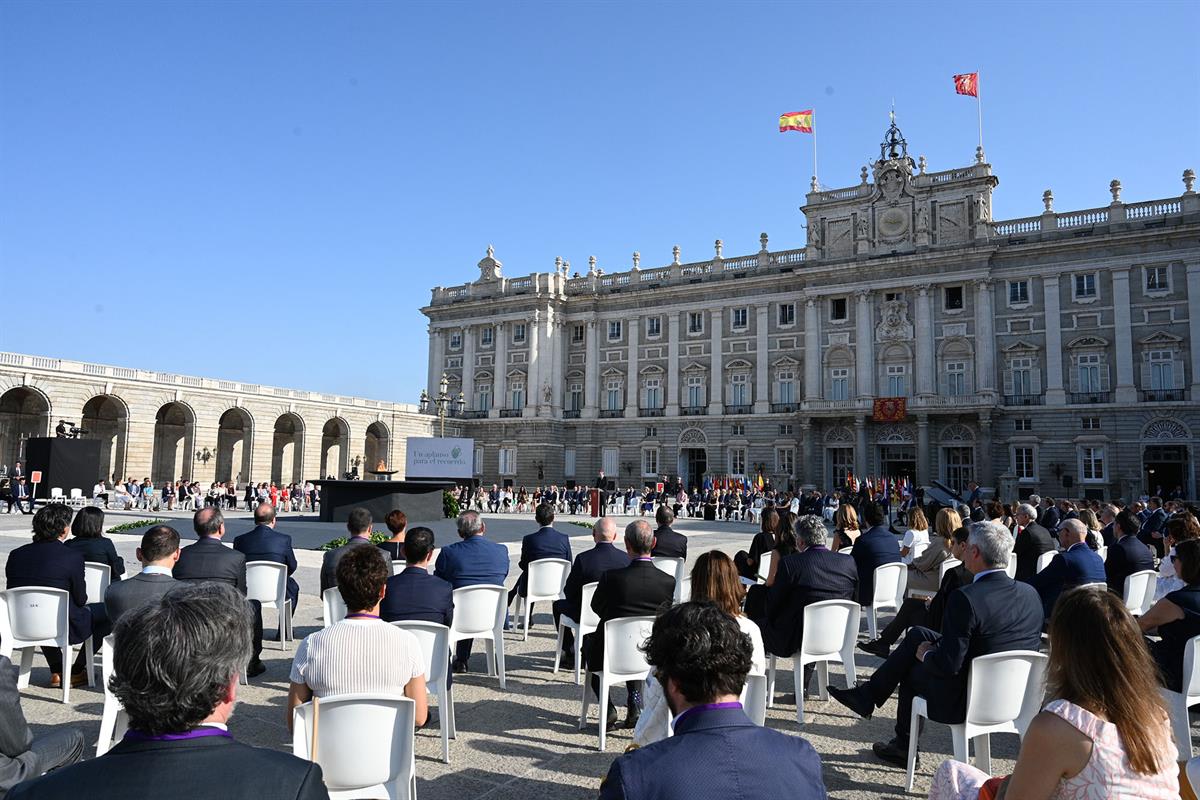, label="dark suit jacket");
[376,541,405,562]
[233,525,298,576]
[433,535,509,590]
[586,559,675,669]
[64,537,125,582]
[762,547,857,657]
[5,540,90,644]
[599,705,826,800]
[1012,523,1055,582]
[1099,522,1117,548]
[515,525,573,597]
[104,572,178,625]
[1027,543,1107,619]
[849,525,902,605]
[925,564,973,633]
[1104,534,1155,593]
[175,537,247,593]
[319,537,375,594]
[8,734,327,800]
[380,567,454,627]
[650,526,687,560]
[559,542,630,622]
[1038,506,1061,532]
[0,656,45,794]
